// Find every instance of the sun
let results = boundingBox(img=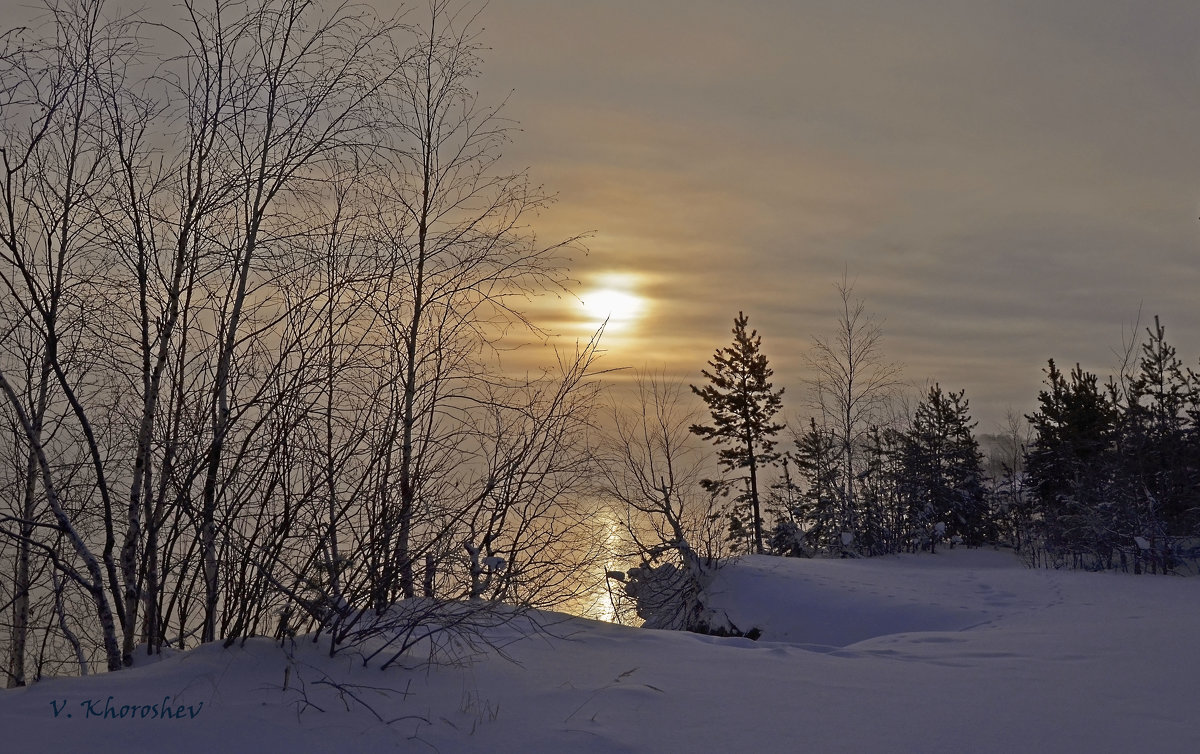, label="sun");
[575,272,648,333]
[582,288,643,323]
[580,272,648,331]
